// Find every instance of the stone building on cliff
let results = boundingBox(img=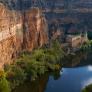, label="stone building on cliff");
[66,31,88,52]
